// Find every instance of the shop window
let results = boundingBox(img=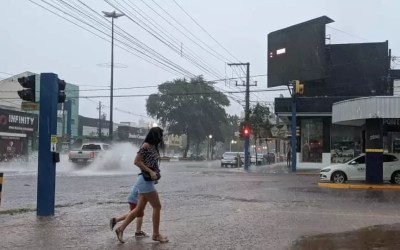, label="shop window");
[331,125,362,163]
[301,118,323,163]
